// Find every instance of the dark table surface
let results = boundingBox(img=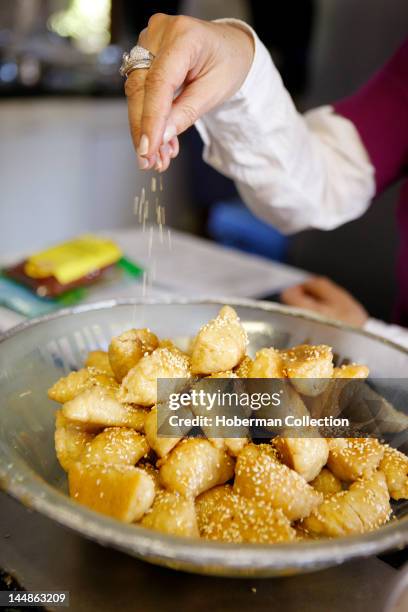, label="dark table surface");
[0,492,405,612]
